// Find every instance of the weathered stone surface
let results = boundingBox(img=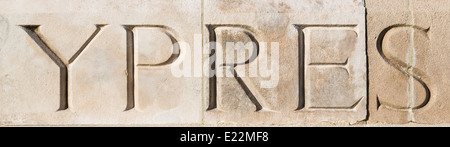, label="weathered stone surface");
[0,0,202,125]
[203,0,367,124]
[367,0,450,123]
[4,0,450,126]
[0,0,368,125]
